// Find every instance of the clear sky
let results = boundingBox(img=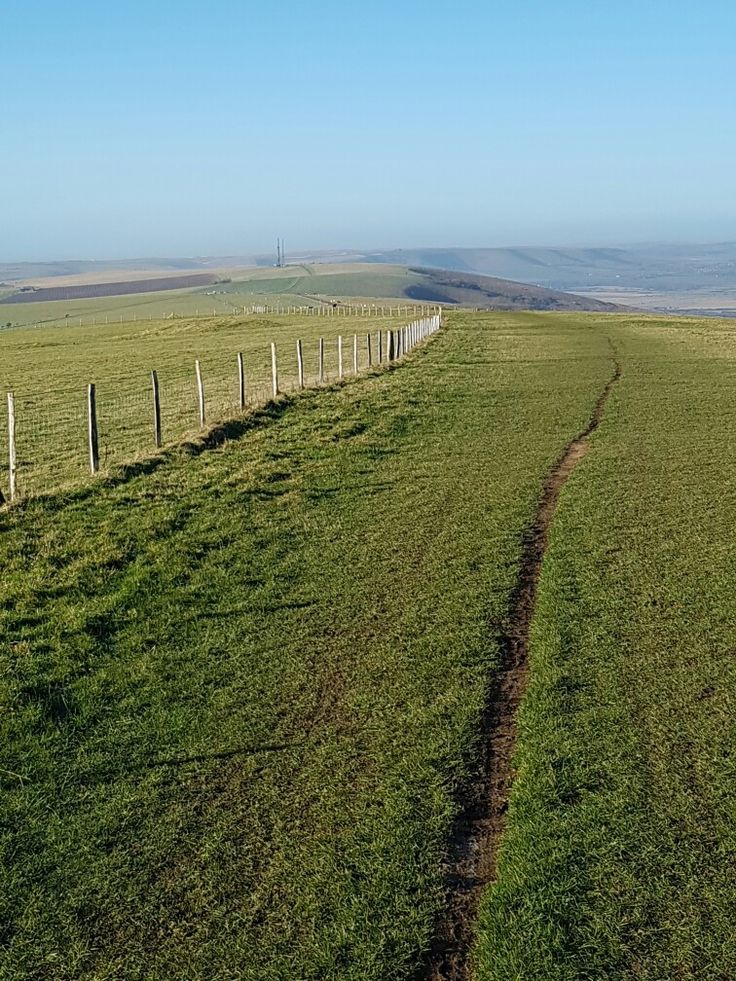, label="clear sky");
[2,0,735,261]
